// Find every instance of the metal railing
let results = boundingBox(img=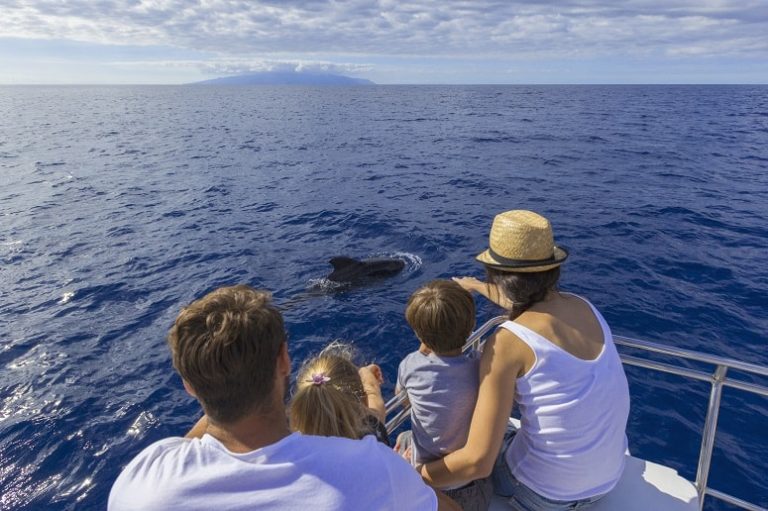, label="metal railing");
[384,316,768,511]
[614,335,768,511]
